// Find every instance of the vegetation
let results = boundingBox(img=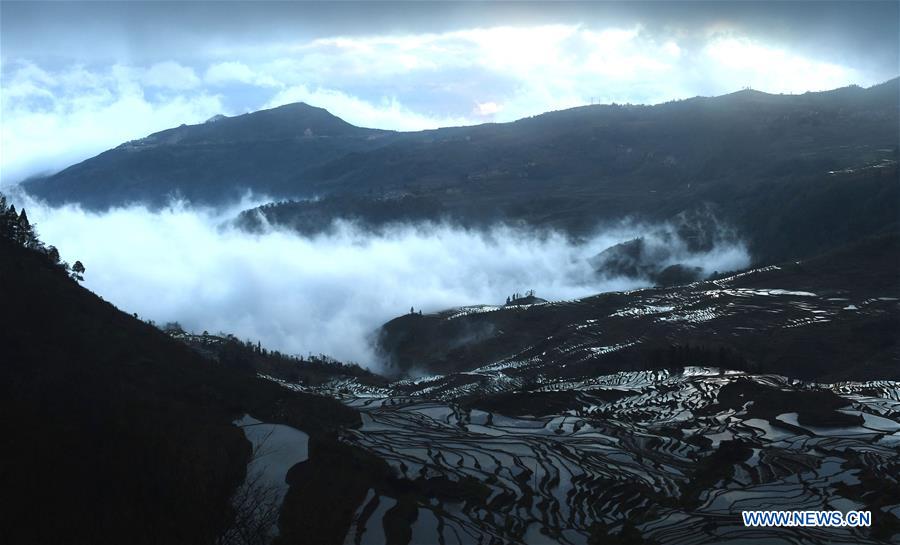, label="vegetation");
[162,323,388,387]
[0,212,365,544]
[0,192,85,281]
